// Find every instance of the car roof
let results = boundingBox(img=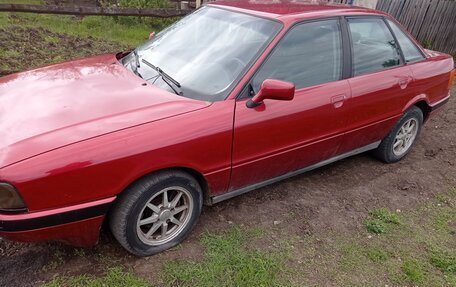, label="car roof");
[208,0,386,21]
